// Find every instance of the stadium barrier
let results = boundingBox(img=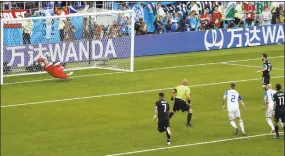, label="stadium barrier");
[134,24,284,56]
